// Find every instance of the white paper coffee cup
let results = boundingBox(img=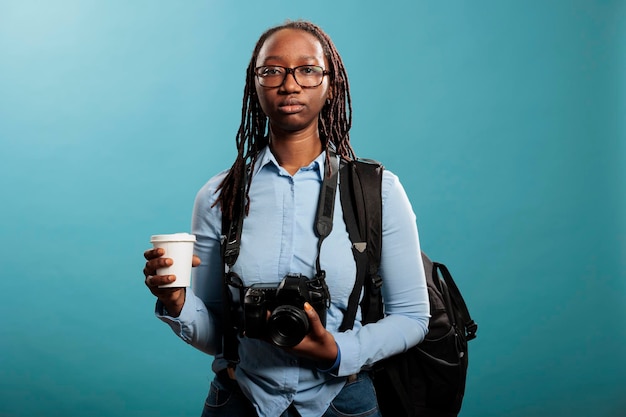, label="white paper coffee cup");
[150,233,197,288]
